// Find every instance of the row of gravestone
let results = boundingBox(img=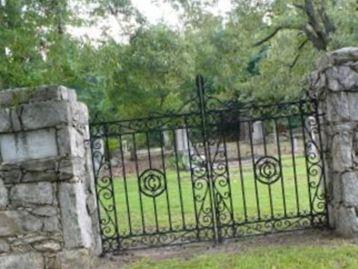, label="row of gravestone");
[94,119,313,173]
